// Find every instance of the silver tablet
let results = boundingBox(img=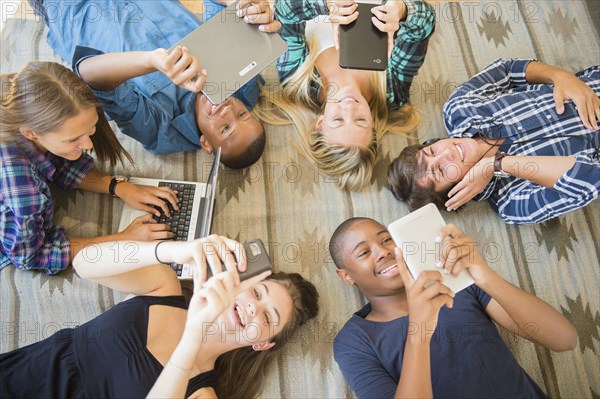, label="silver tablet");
[388,203,474,293]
